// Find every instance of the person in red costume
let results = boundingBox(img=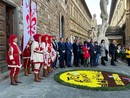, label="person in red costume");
[31,34,44,82]
[47,35,53,73]
[82,41,90,67]
[41,34,49,77]
[23,38,33,76]
[6,34,22,85]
